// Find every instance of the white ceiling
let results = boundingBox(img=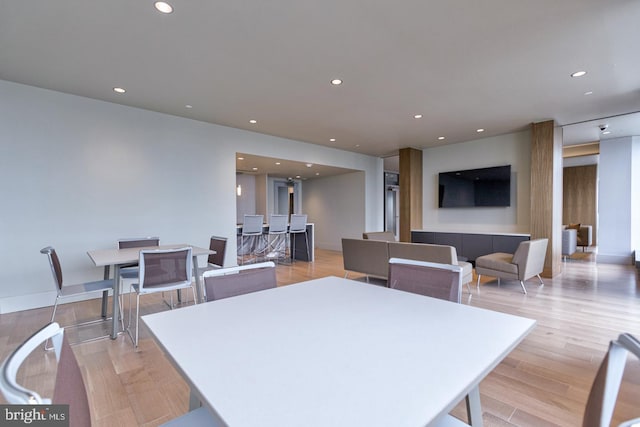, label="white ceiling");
[1,0,639,159]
